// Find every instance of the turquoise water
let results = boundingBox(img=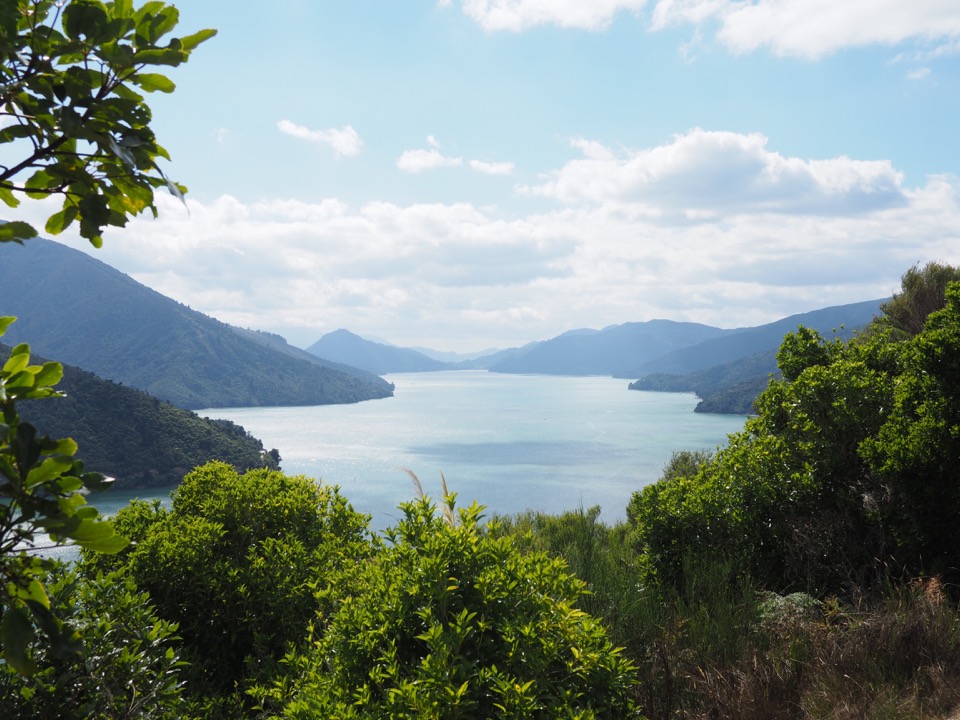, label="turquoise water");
[40,371,746,560]
[184,371,747,530]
